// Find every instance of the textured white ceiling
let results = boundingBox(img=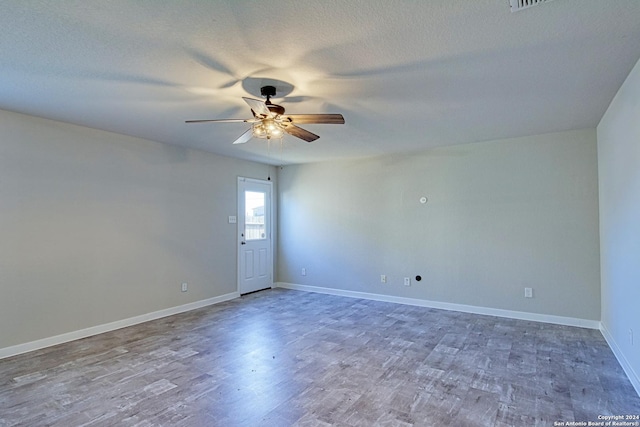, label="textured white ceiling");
[1,1,639,164]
